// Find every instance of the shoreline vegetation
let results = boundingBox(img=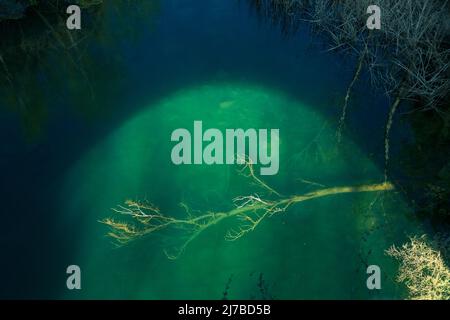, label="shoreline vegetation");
[102,160,395,259]
[248,0,450,180]
[386,235,450,300]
